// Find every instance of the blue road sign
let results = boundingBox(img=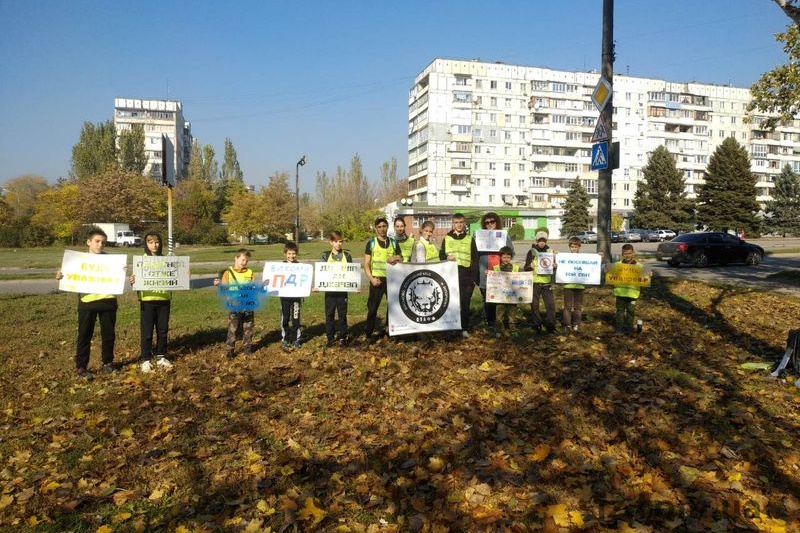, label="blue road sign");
[591,141,609,171]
